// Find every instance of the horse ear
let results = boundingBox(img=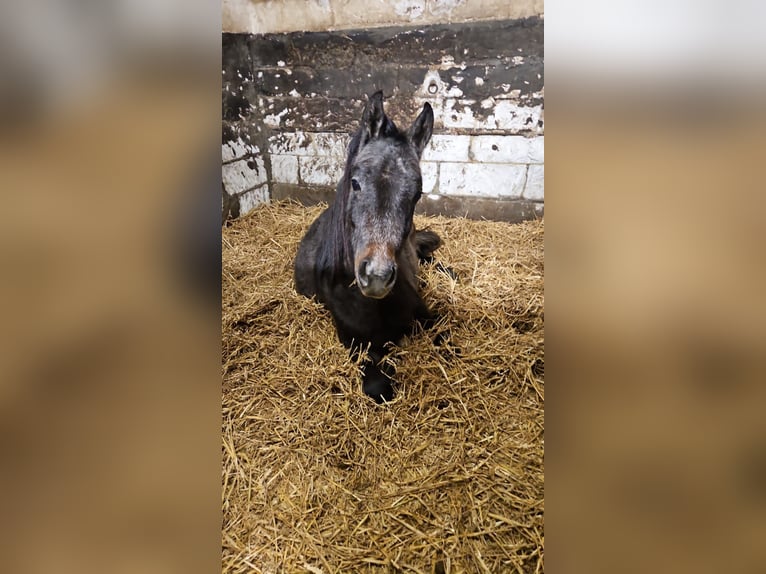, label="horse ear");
[361,91,386,143]
[407,102,434,157]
